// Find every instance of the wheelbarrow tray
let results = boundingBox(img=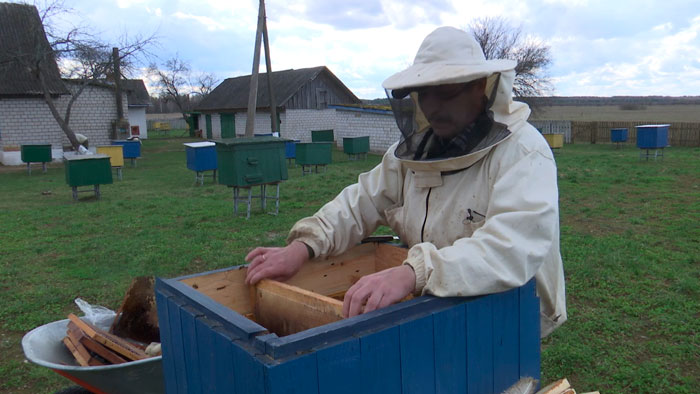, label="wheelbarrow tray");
[22,315,164,394]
